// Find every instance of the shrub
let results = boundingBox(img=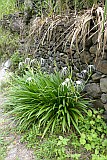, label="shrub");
[7,70,89,137]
